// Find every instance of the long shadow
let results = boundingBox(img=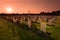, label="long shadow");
[2,18,56,40]
[15,22,56,40]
